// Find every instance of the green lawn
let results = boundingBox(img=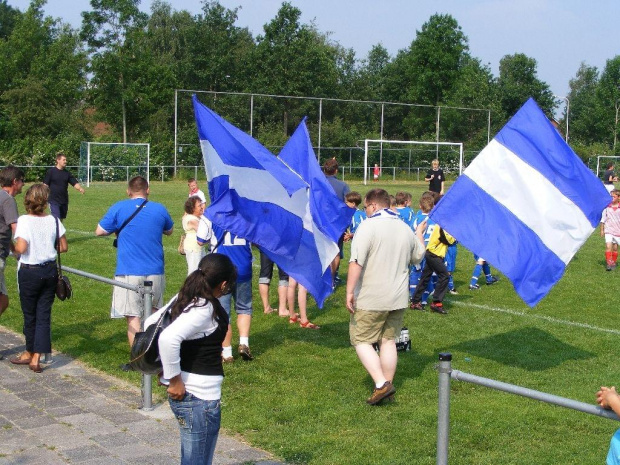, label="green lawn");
[2,179,618,465]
